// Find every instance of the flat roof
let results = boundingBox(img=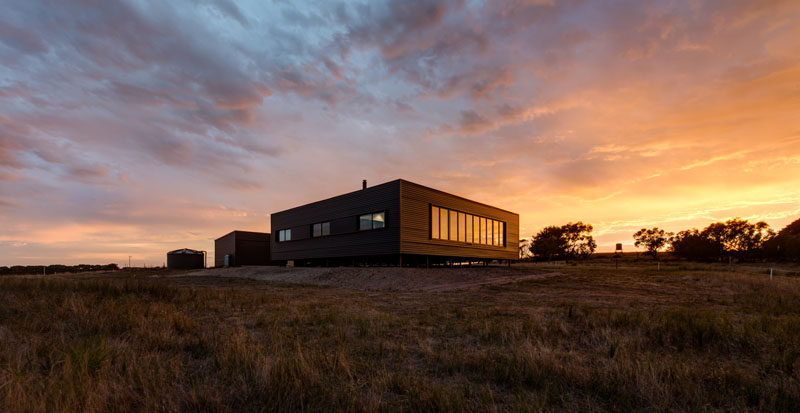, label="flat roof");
[215,230,269,241]
[271,178,518,216]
